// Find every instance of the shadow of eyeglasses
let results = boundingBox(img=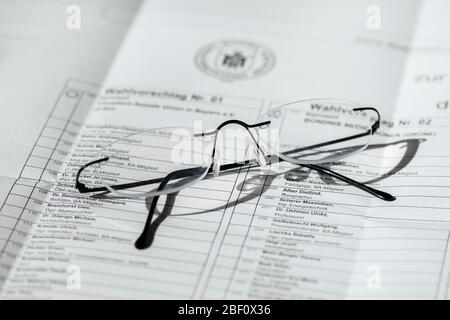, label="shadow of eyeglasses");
[133,137,424,249]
